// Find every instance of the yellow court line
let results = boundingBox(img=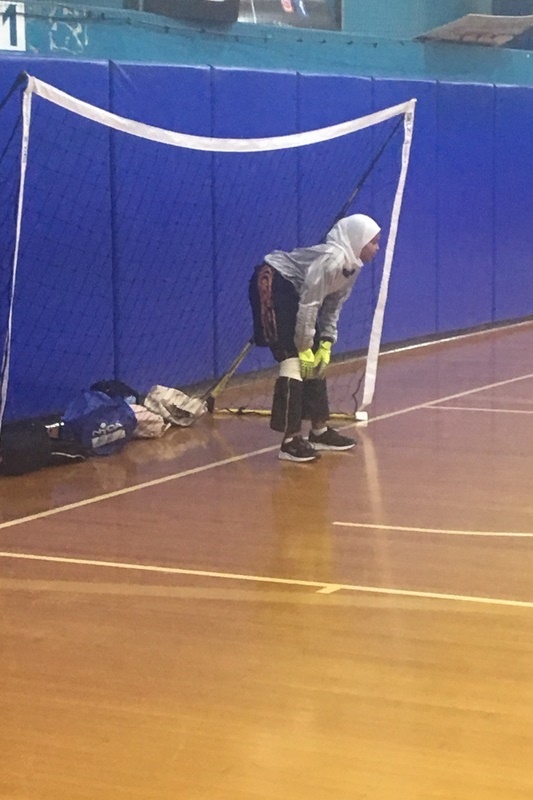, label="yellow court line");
[1,550,533,608]
[333,521,533,538]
